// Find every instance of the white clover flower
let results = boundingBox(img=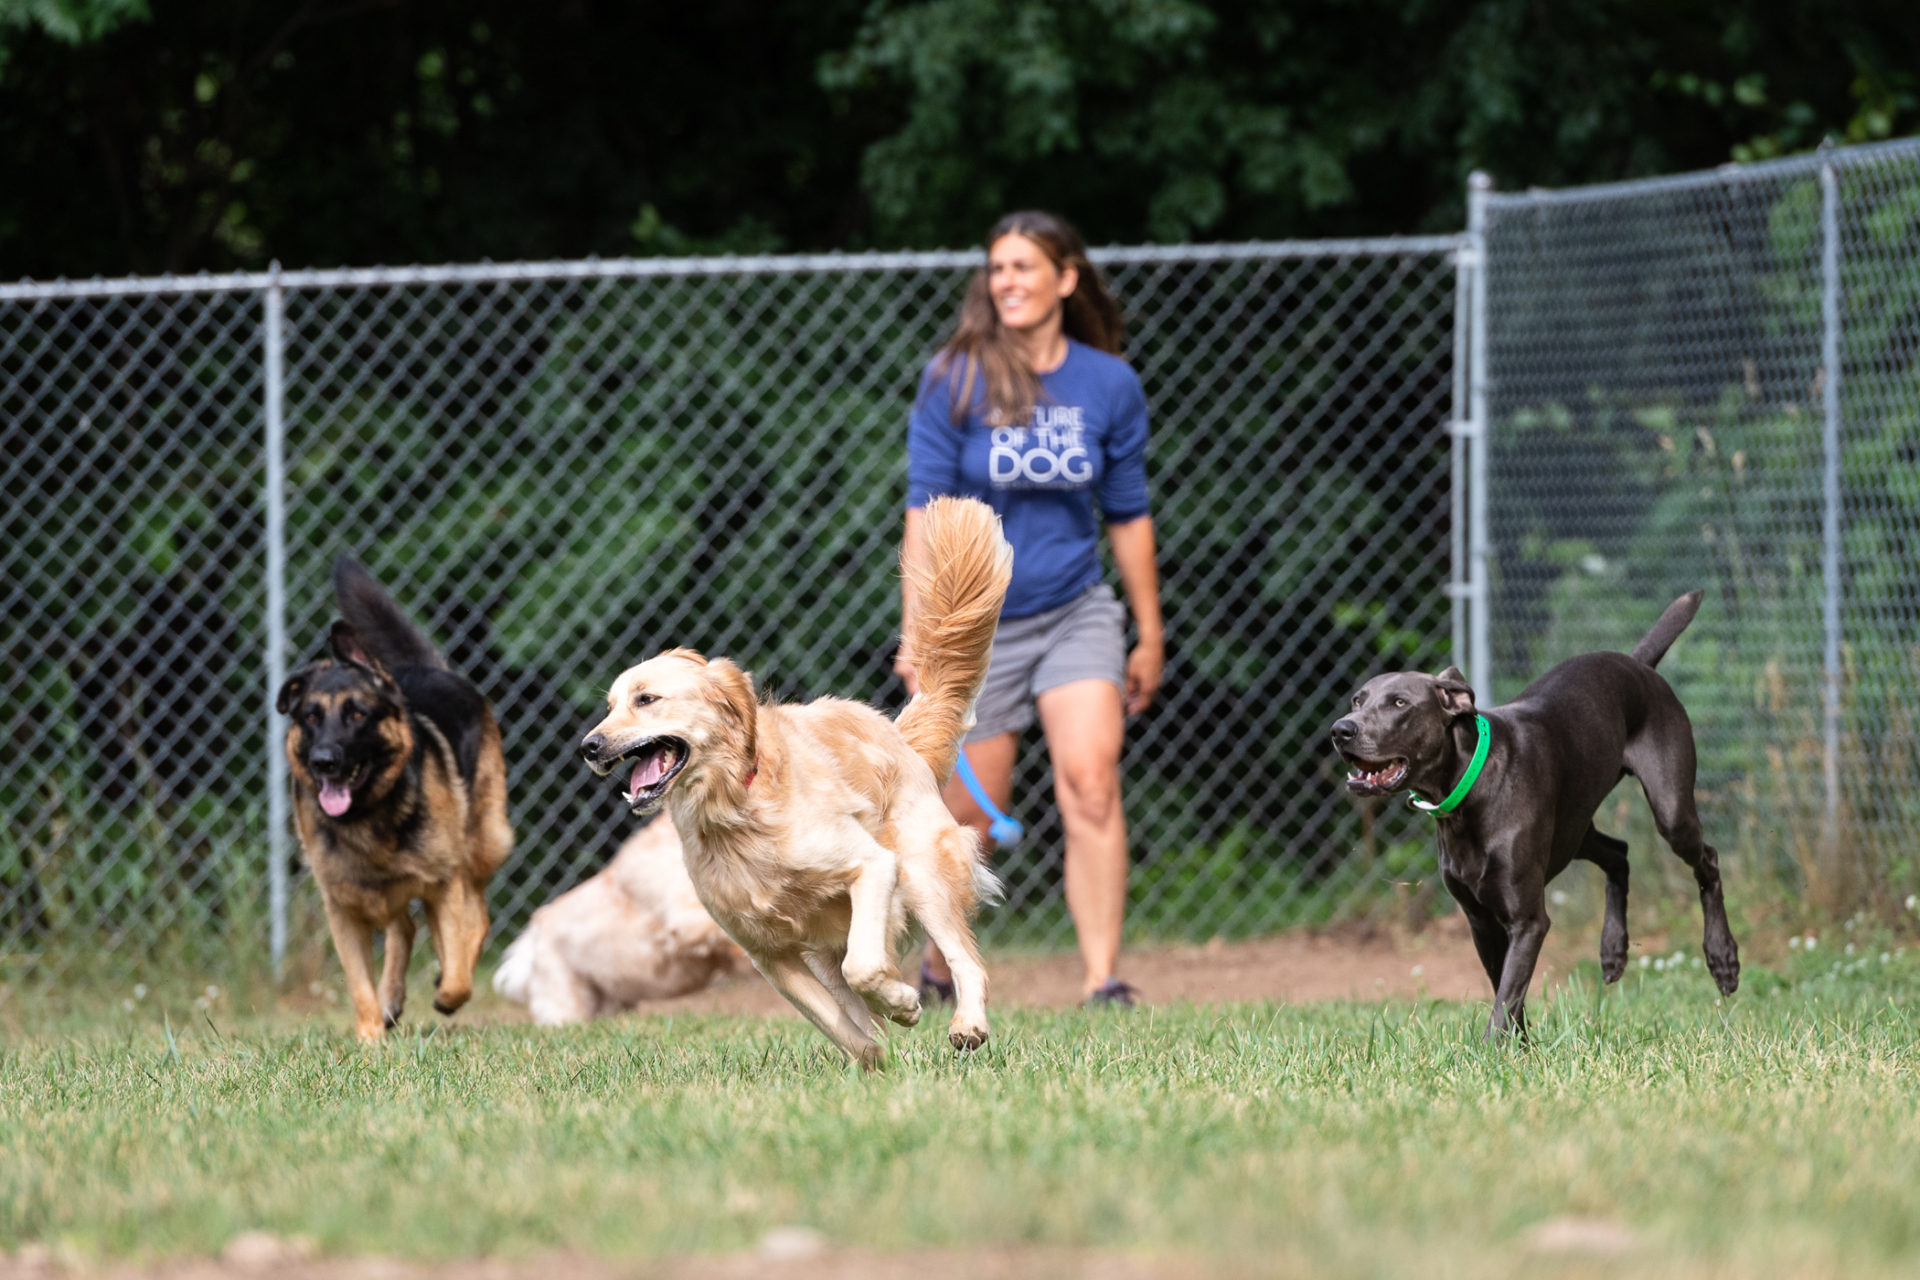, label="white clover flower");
[133,983,148,1000]
[121,998,134,1013]
[204,985,220,1001]
[1789,937,1801,950]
